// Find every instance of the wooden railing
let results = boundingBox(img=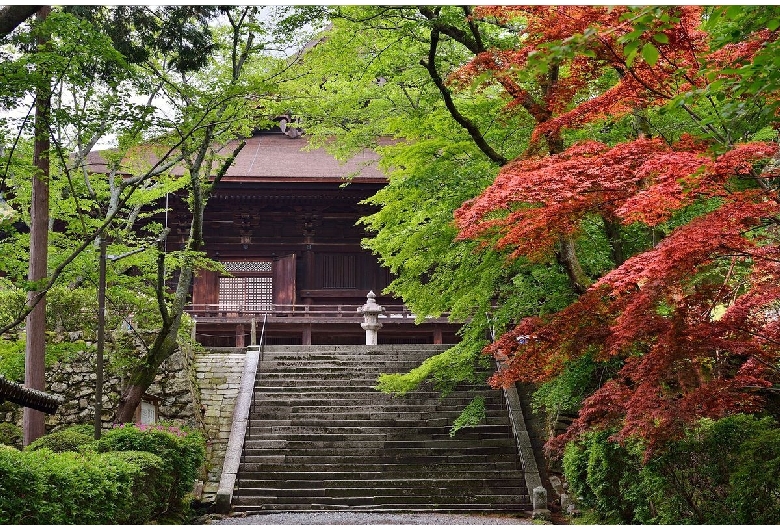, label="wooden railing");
[184,303,440,321]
